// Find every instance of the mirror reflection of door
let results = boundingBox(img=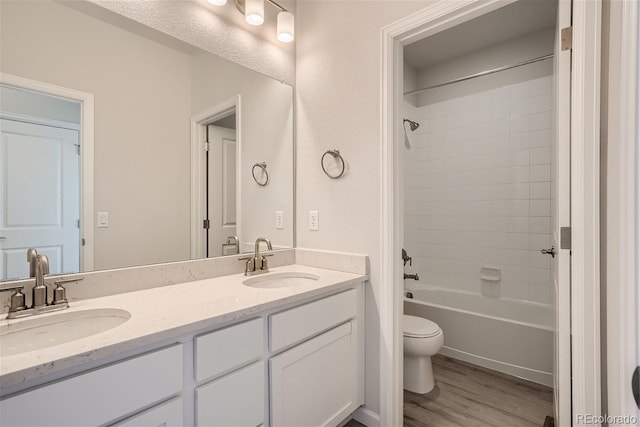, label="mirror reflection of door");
[206,115,237,258]
[0,103,81,279]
